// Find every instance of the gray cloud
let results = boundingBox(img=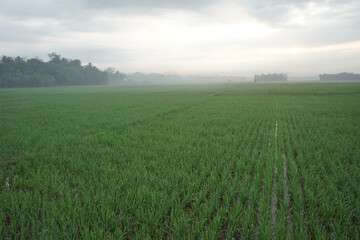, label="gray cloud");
[0,0,215,20]
[237,0,359,26]
[1,0,358,28]
[0,0,359,75]
[84,0,215,10]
